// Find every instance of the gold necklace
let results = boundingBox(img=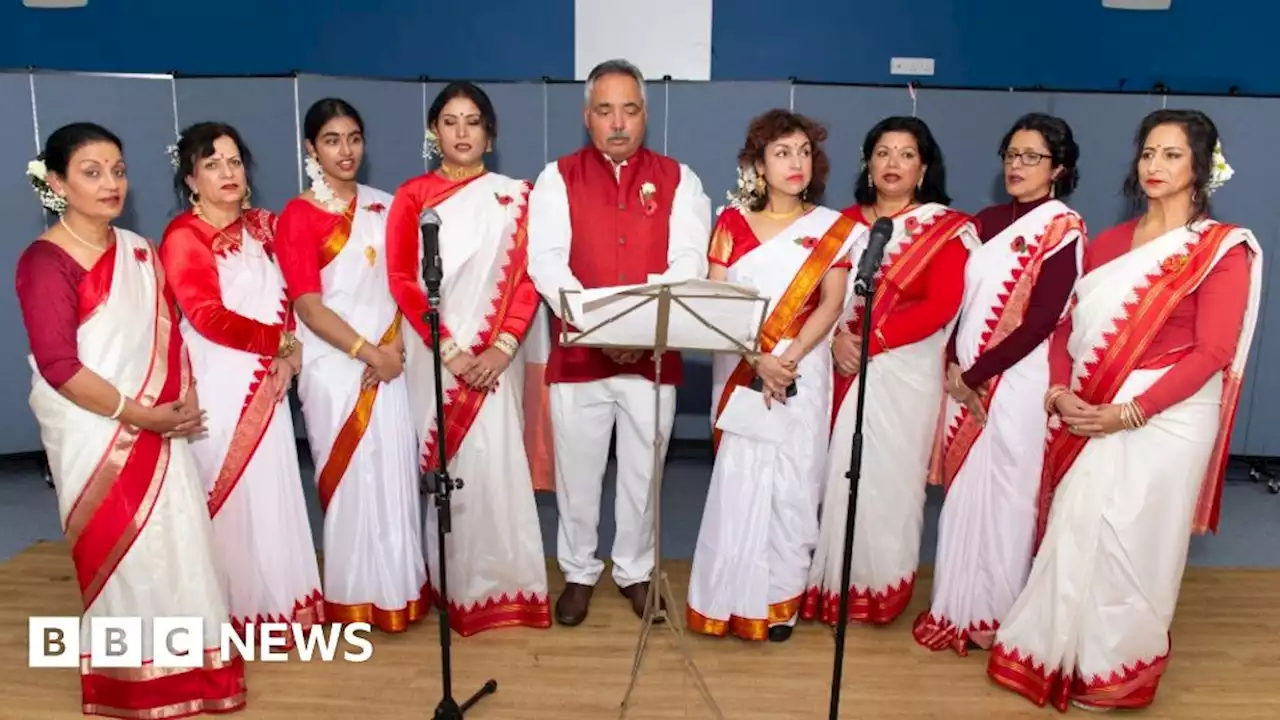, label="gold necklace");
[761,205,803,220]
[439,163,485,180]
